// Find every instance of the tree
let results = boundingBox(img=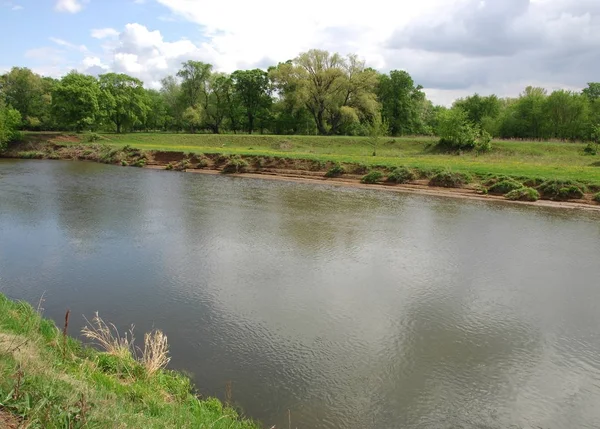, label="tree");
[436,107,491,152]
[377,70,425,136]
[203,73,231,134]
[512,86,548,139]
[144,89,168,131]
[177,60,212,109]
[0,99,21,151]
[543,90,590,140]
[0,67,52,129]
[182,106,203,133]
[160,75,183,131]
[270,50,379,135]
[98,73,149,133]
[231,69,271,134]
[52,71,100,132]
[583,83,600,102]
